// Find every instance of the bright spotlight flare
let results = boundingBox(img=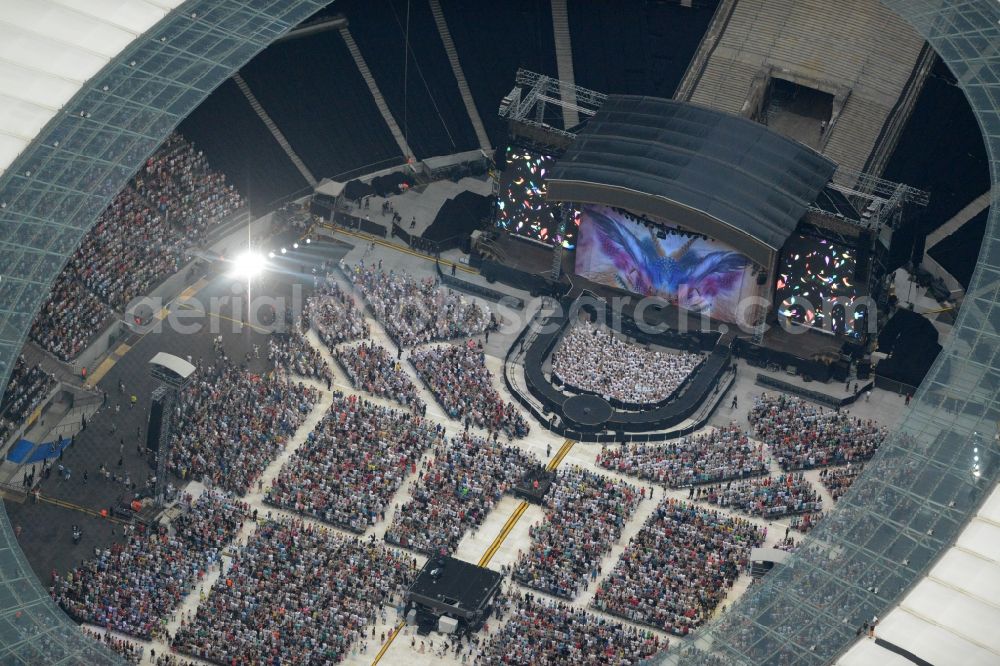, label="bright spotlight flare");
[230,250,266,279]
